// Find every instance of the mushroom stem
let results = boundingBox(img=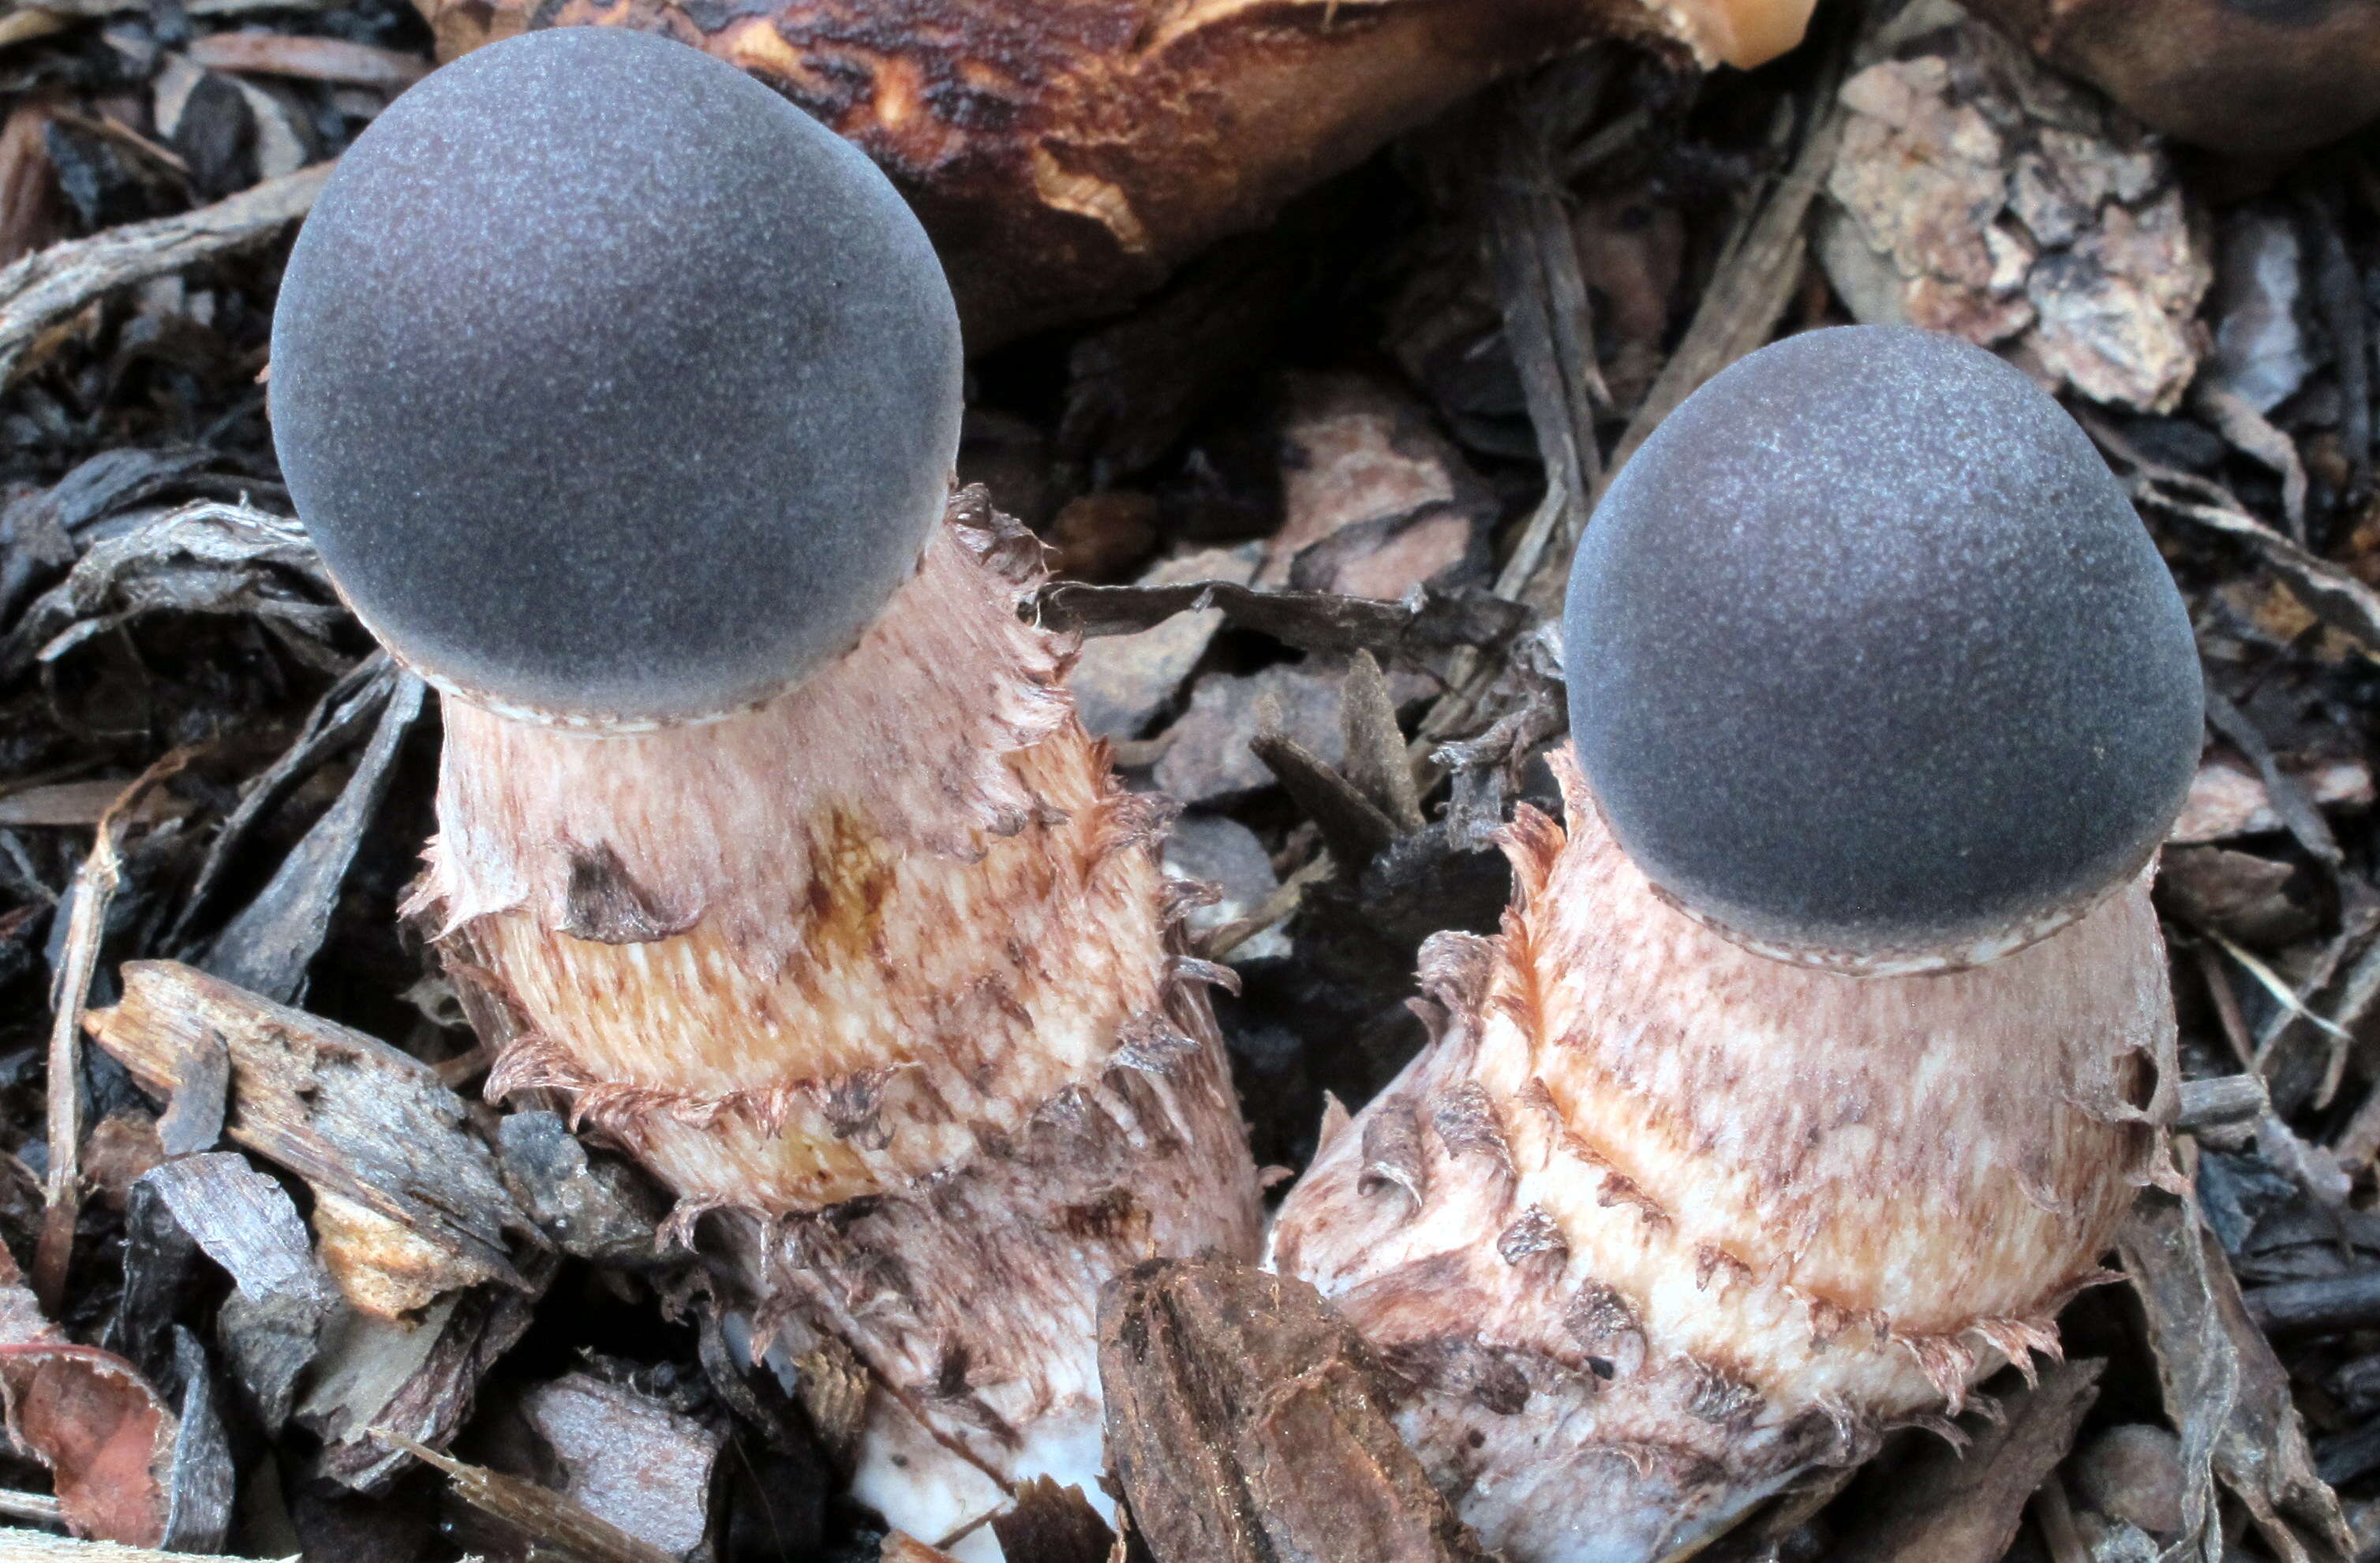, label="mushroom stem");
[1267,750,2175,1563]
[414,491,1263,1549]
